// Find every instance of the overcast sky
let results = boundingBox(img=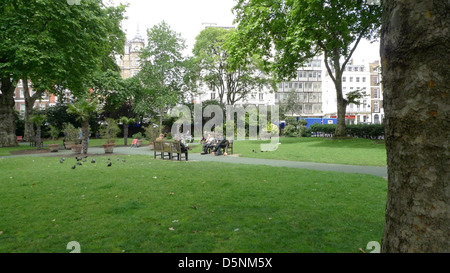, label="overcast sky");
[110,0,380,63]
